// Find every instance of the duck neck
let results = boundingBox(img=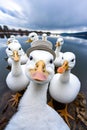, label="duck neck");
[11,60,22,76]
[59,69,71,83]
[55,46,61,57]
[19,81,48,109]
[34,36,38,41]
